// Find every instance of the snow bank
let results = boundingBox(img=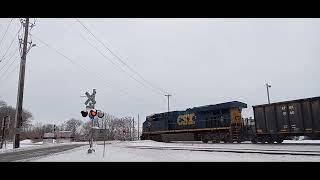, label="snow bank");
[20,139,33,144]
